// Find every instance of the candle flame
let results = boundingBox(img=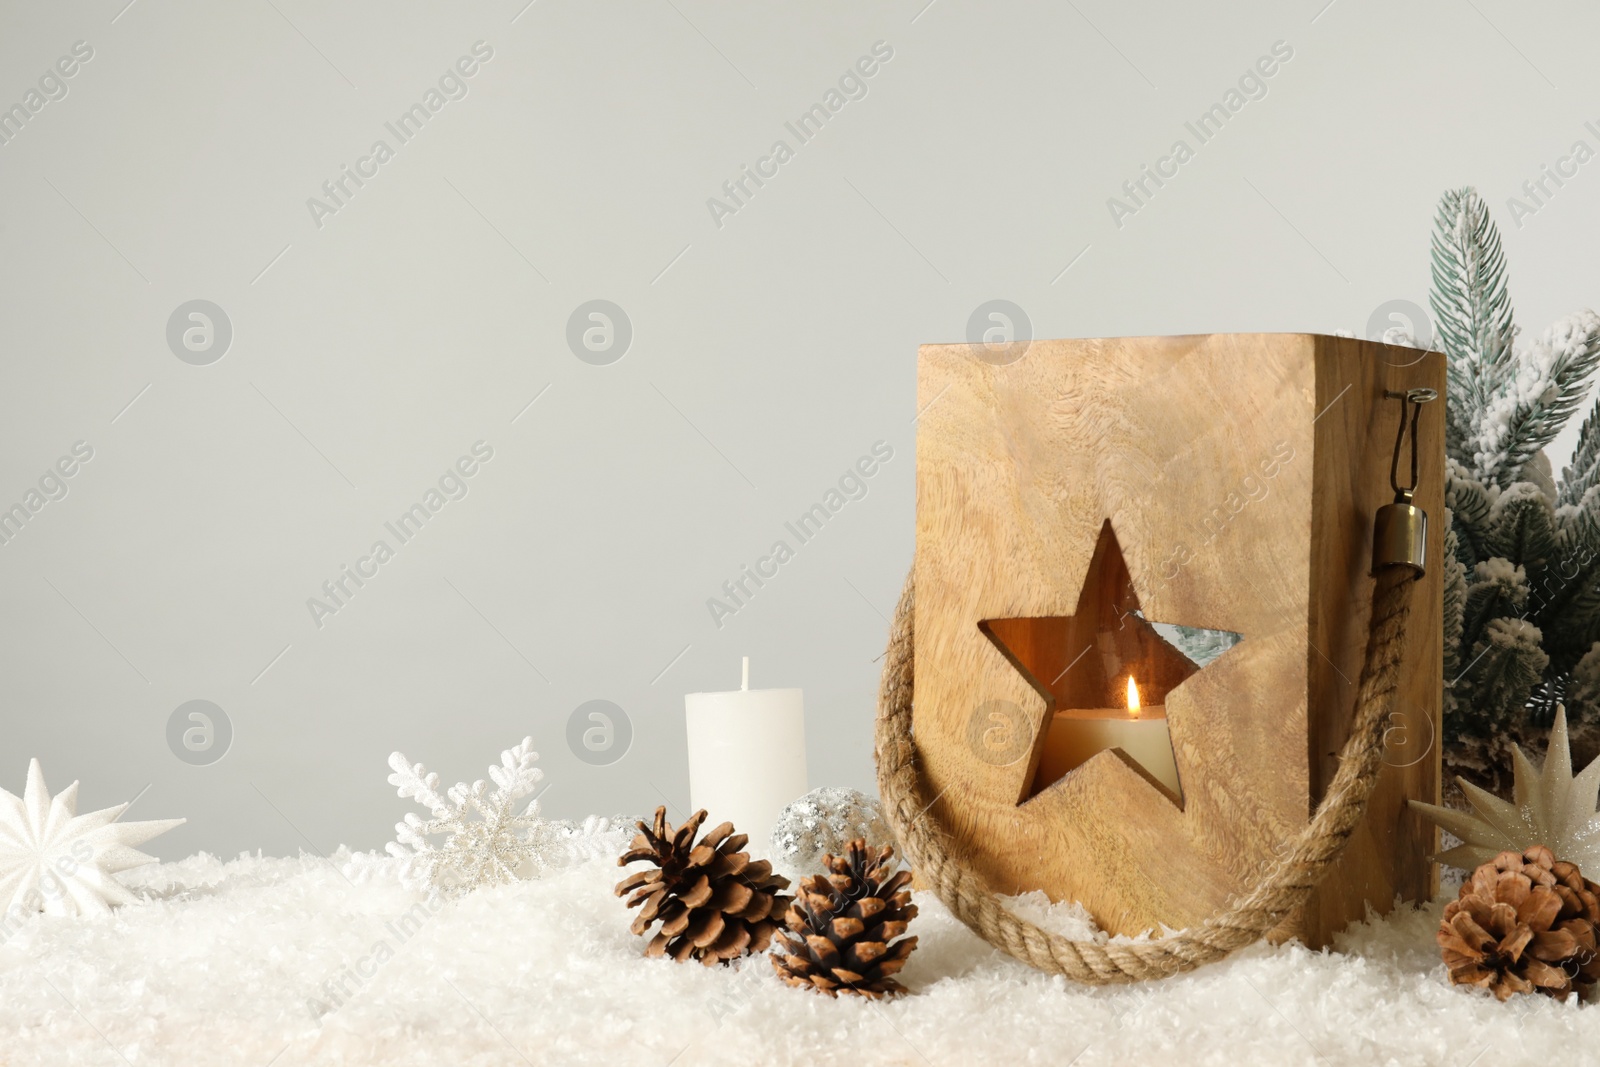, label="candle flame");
[1126,676,1141,718]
